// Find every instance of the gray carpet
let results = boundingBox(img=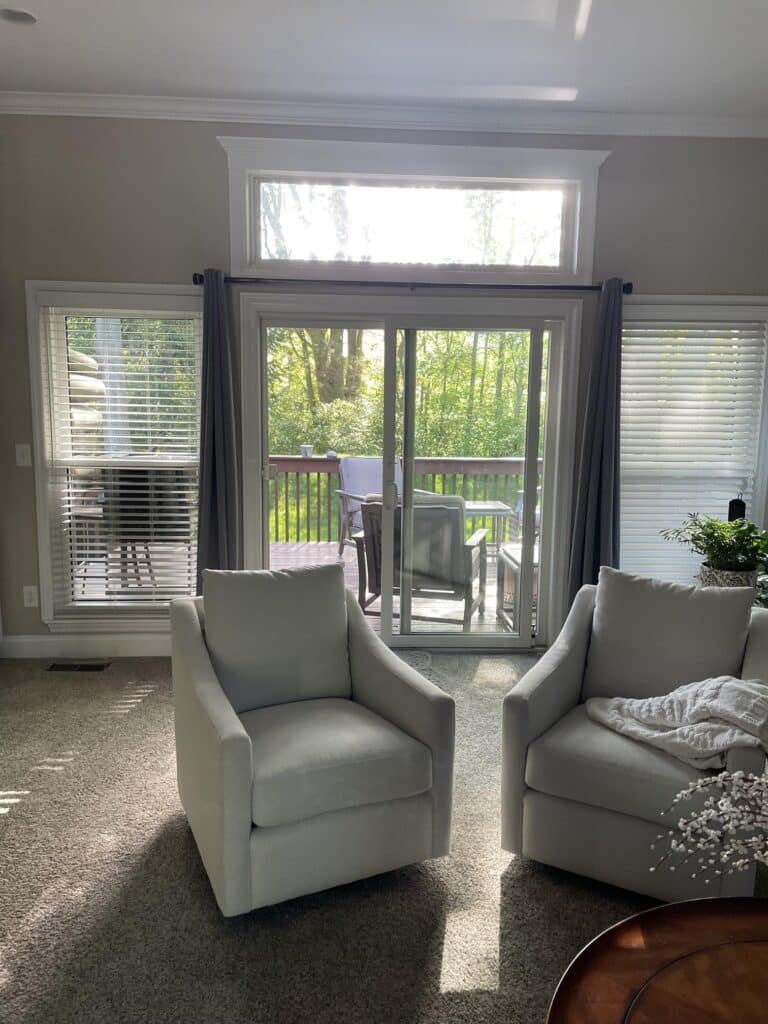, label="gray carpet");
[0,653,654,1024]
